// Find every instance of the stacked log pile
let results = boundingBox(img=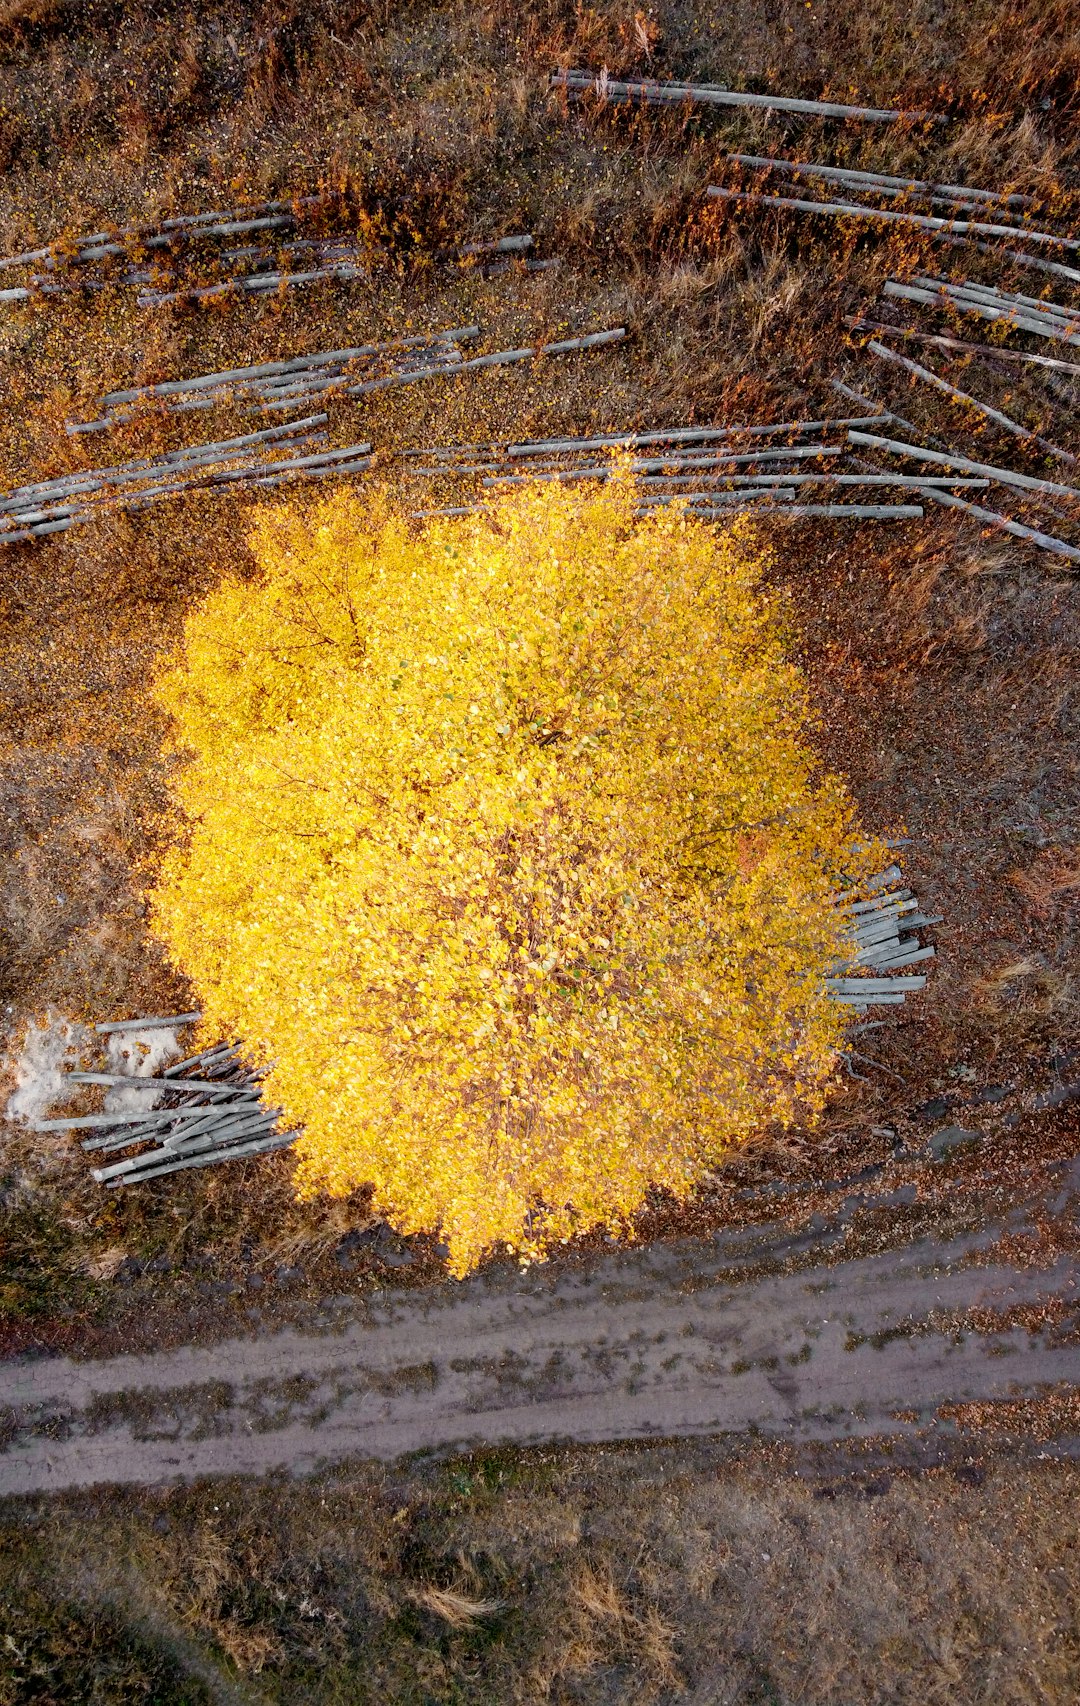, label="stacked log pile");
[404,413,991,522]
[701,153,1080,564]
[828,867,940,1013]
[32,1016,299,1183]
[0,416,374,543]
